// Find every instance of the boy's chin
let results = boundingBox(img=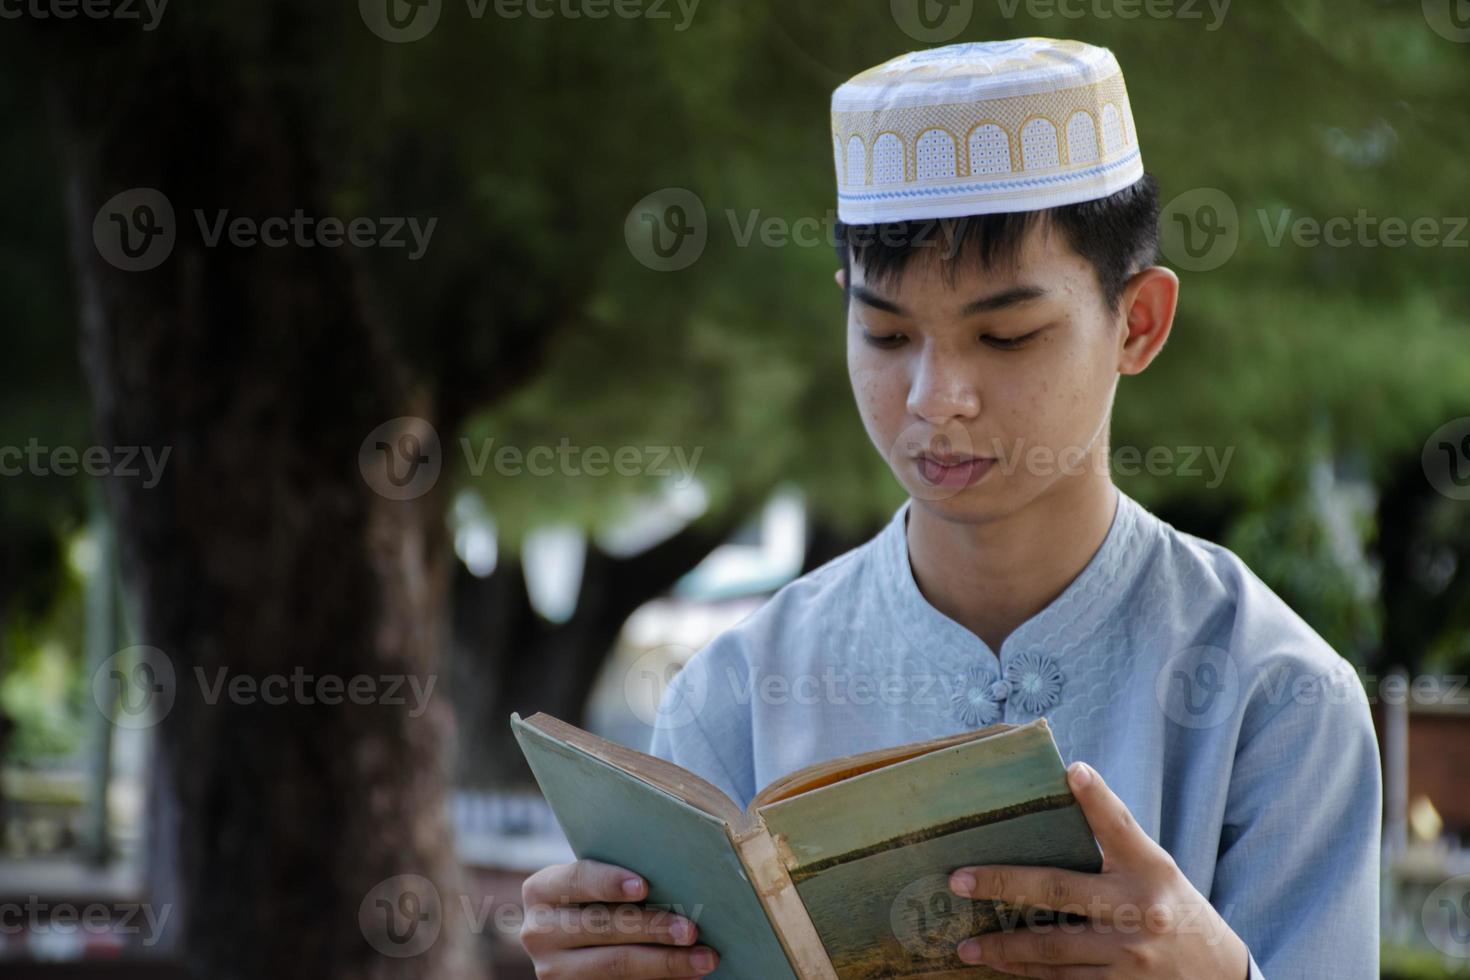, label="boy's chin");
[904,482,1018,524]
